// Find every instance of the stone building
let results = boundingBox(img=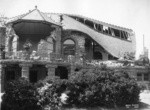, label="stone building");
[0,7,149,92]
